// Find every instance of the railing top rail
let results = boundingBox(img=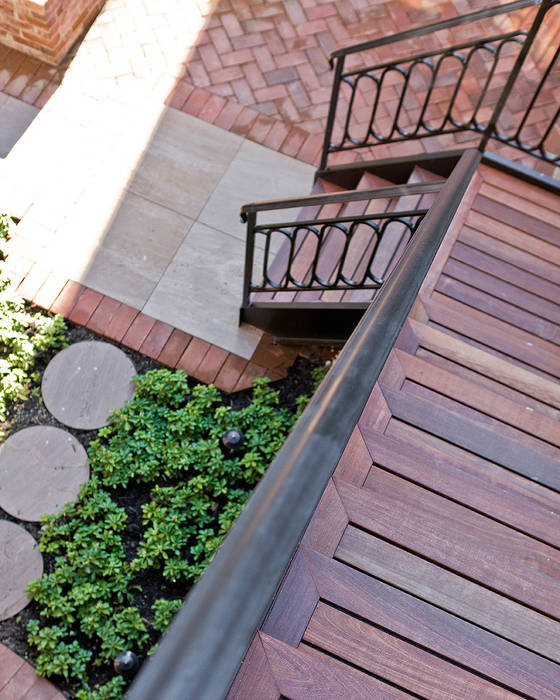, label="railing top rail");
[327,0,538,65]
[340,28,526,78]
[240,181,444,221]
[254,208,428,232]
[128,148,482,700]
